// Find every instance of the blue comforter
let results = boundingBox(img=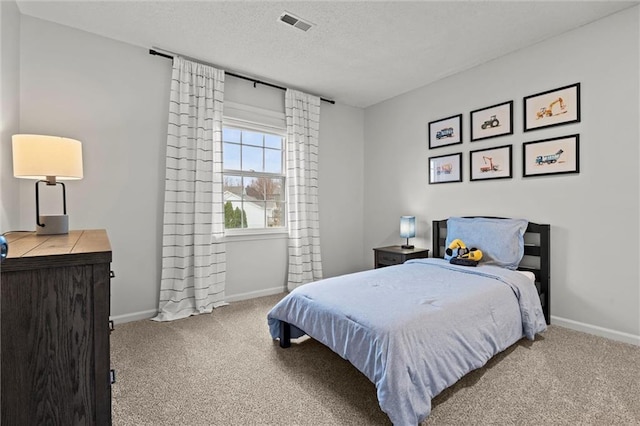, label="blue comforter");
[267,258,547,425]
